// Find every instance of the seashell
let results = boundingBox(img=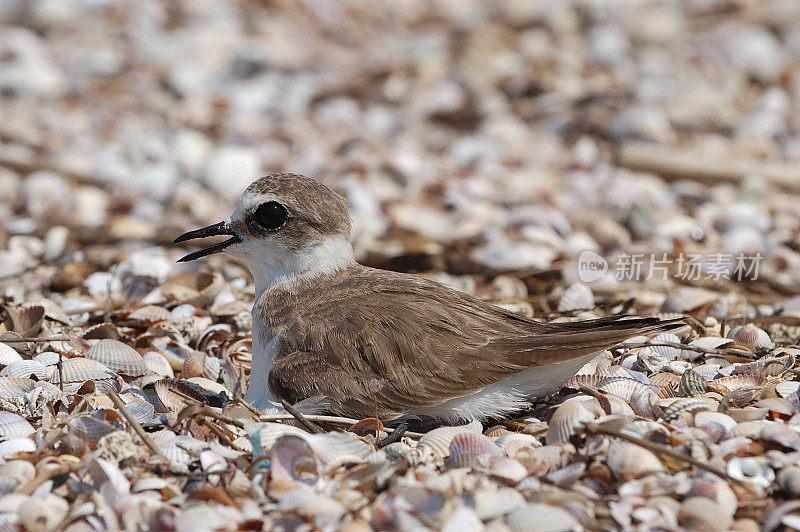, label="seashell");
[50,357,117,384]
[496,433,540,457]
[606,441,664,477]
[734,354,793,377]
[650,332,682,360]
[143,351,174,378]
[0,359,47,380]
[197,323,233,353]
[442,507,482,532]
[276,489,347,524]
[563,373,606,389]
[557,282,594,312]
[83,322,121,340]
[0,460,35,487]
[85,339,146,377]
[659,398,710,421]
[474,487,525,521]
[677,497,733,532]
[487,456,528,484]
[153,378,204,412]
[0,411,35,439]
[546,396,603,445]
[629,389,662,419]
[202,355,221,381]
[304,432,372,467]
[124,400,156,425]
[150,430,194,472]
[776,380,800,398]
[0,343,22,366]
[694,411,738,432]
[270,435,319,486]
[727,456,775,488]
[682,336,734,362]
[127,304,171,325]
[1,305,44,336]
[597,376,651,401]
[246,422,308,454]
[161,271,223,305]
[89,456,130,503]
[621,419,669,440]
[778,466,800,496]
[692,363,723,380]
[131,476,172,493]
[725,407,768,422]
[18,494,69,532]
[417,427,474,460]
[678,368,707,397]
[649,372,681,388]
[32,351,61,366]
[757,423,800,450]
[505,503,579,532]
[449,432,503,459]
[69,414,123,448]
[182,350,205,379]
[754,397,795,416]
[728,323,772,352]
[150,337,194,370]
[185,377,230,399]
[686,478,738,517]
[0,438,36,457]
[709,374,765,395]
